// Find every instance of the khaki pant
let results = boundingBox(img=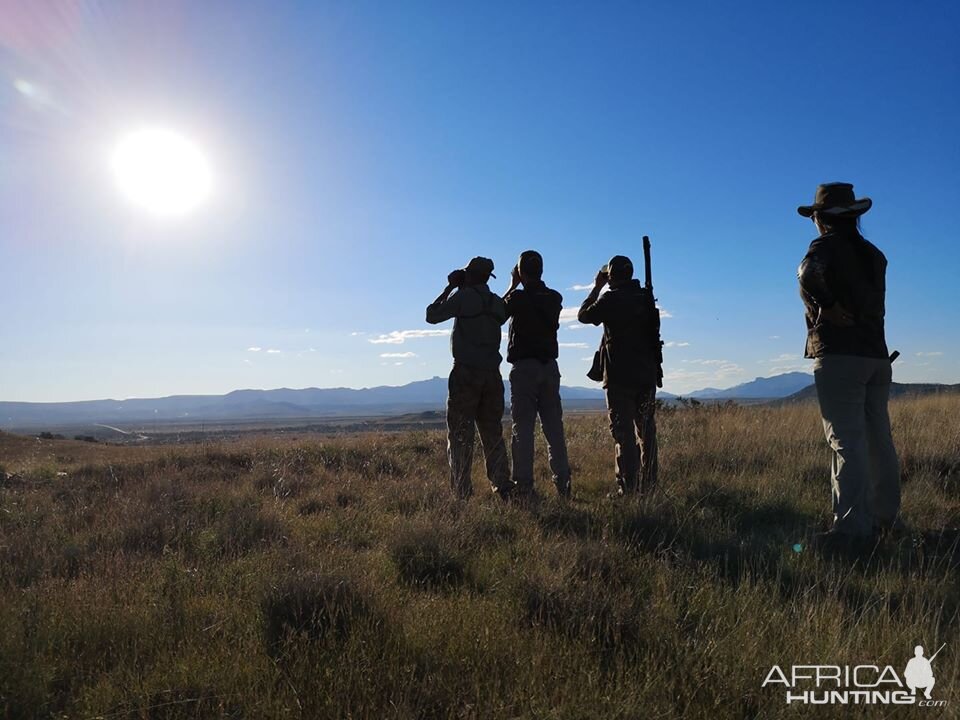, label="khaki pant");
[814,354,901,536]
[509,359,571,494]
[446,364,512,498]
[605,384,658,493]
